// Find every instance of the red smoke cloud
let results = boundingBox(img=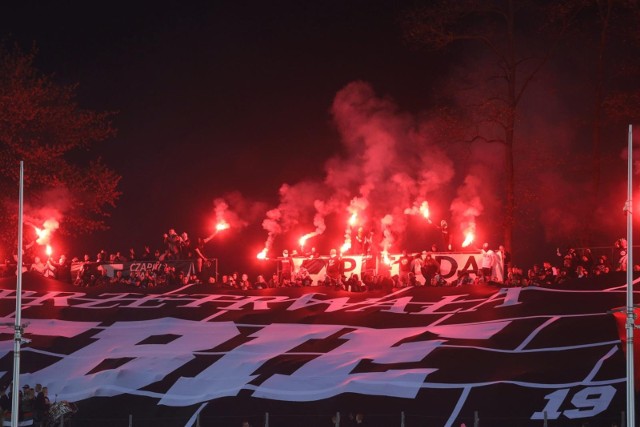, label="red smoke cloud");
[256,81,471,254]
